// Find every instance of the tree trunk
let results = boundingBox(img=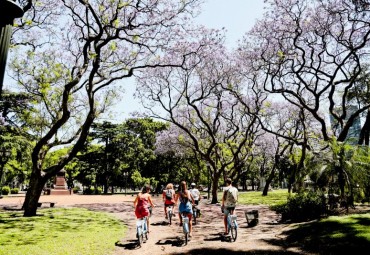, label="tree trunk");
[103,182,108,194]
[262,167,276,196]
[211,171,221,204]
[358,110,370,145]
[23,172,46,216]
